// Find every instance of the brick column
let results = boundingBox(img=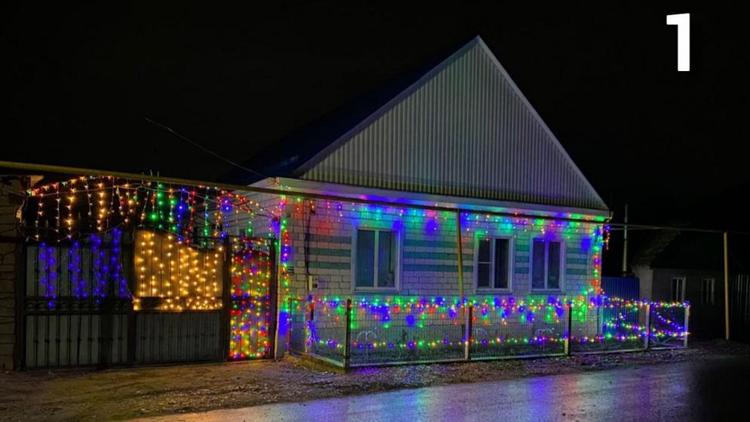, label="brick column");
[0,176,26,370]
